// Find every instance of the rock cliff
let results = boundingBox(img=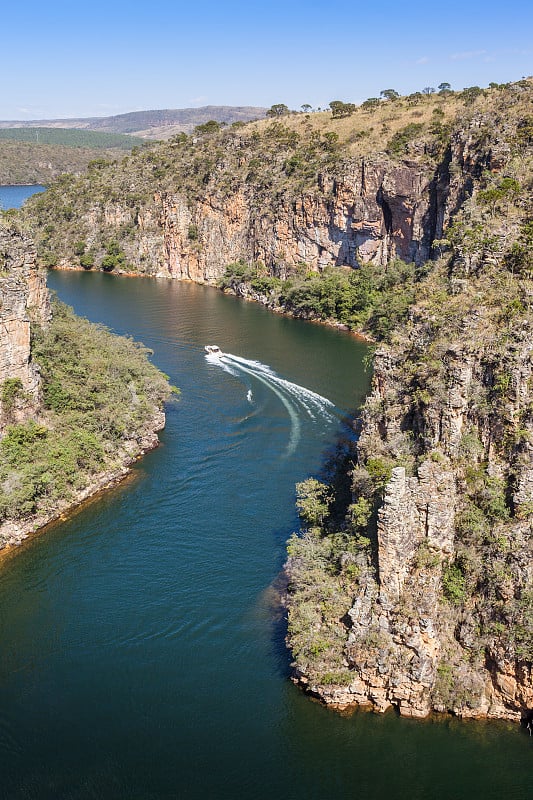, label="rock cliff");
[0,224,50,425]
[287,243,533,722]
[0,220,171,551]
[25,85,525,283]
